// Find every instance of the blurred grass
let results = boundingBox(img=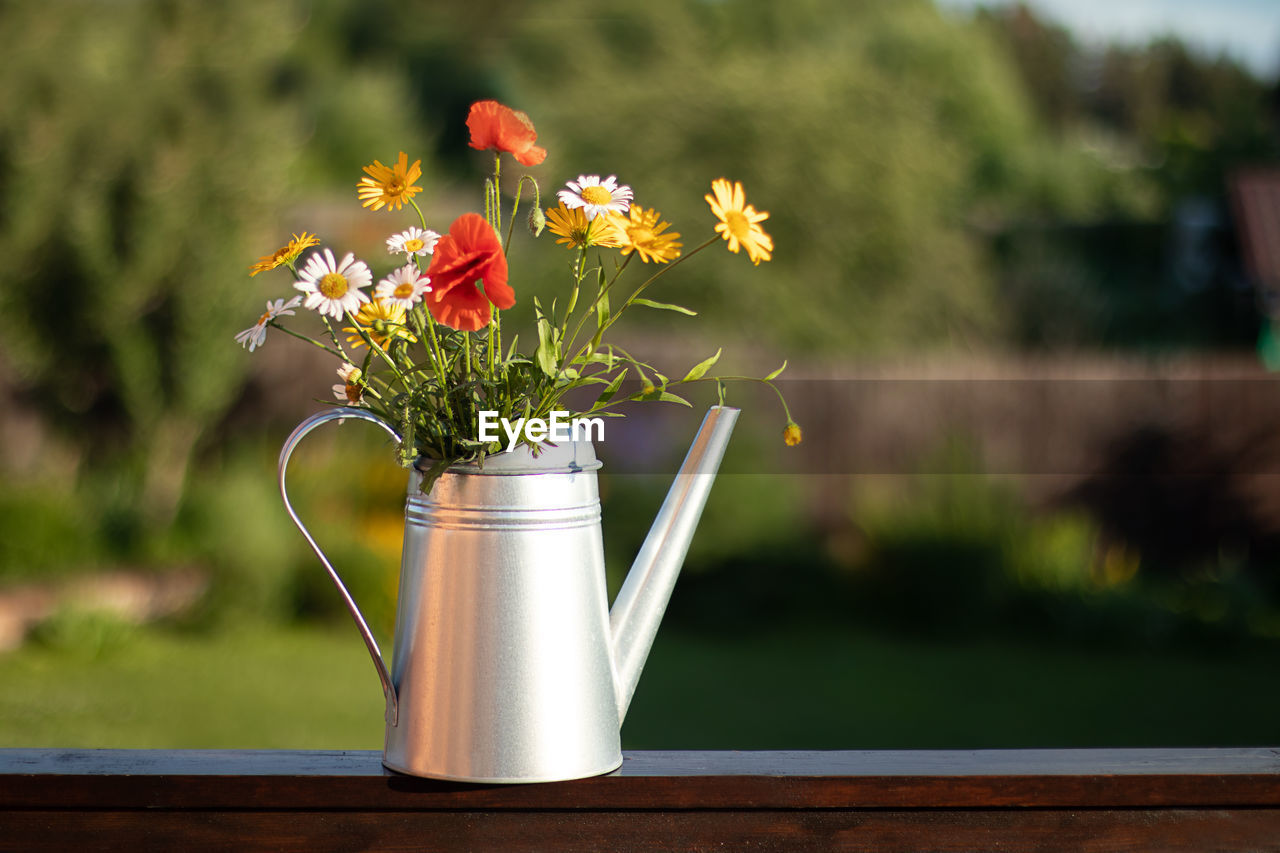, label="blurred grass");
[3,620,1278,749]
[0,624,384,749]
